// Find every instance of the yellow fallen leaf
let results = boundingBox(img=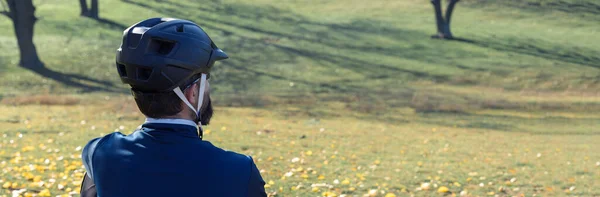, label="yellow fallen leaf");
[438,186,450,193]
[38,189,51,197]
[33,175,42,182]
[322,191,337,197]
[341,179,350,185]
